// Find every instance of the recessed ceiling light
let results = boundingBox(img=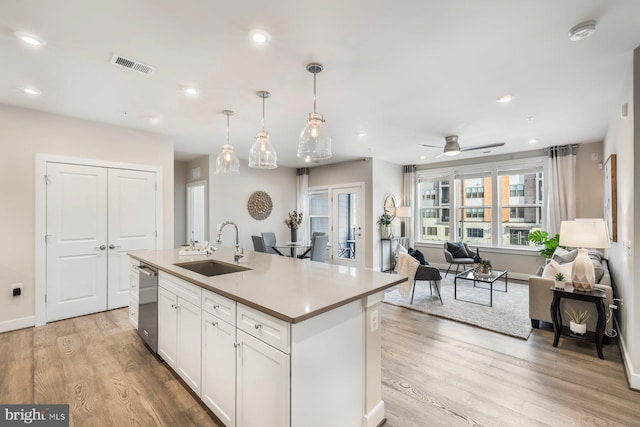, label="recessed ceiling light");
[249,29,271,44]
[526,116,534,122]
[569,20,596,41]
[496,94,514,104]
[22,87,41,96]
[182,86,200,96]
[528,138,538,144]
[356,131,367,137]
[148,114,162,124]
[419,155,427,160]
[14,31,46,46]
